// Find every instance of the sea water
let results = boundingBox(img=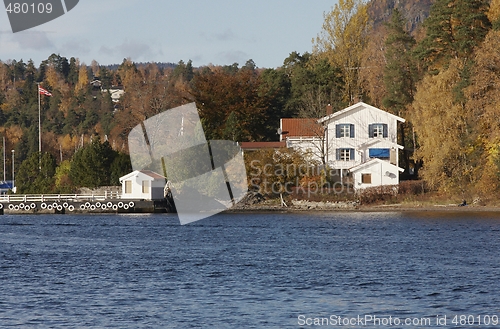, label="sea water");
[1,211,499,328]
